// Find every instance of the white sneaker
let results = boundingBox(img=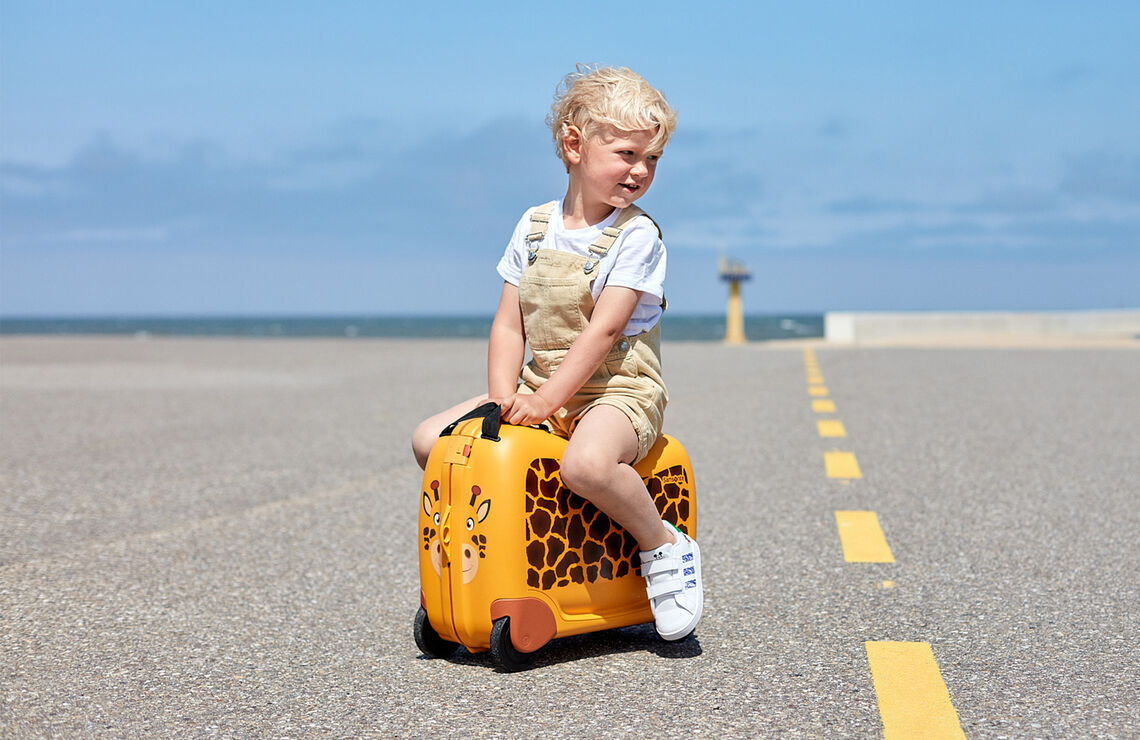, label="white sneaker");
[640,520,703,641]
